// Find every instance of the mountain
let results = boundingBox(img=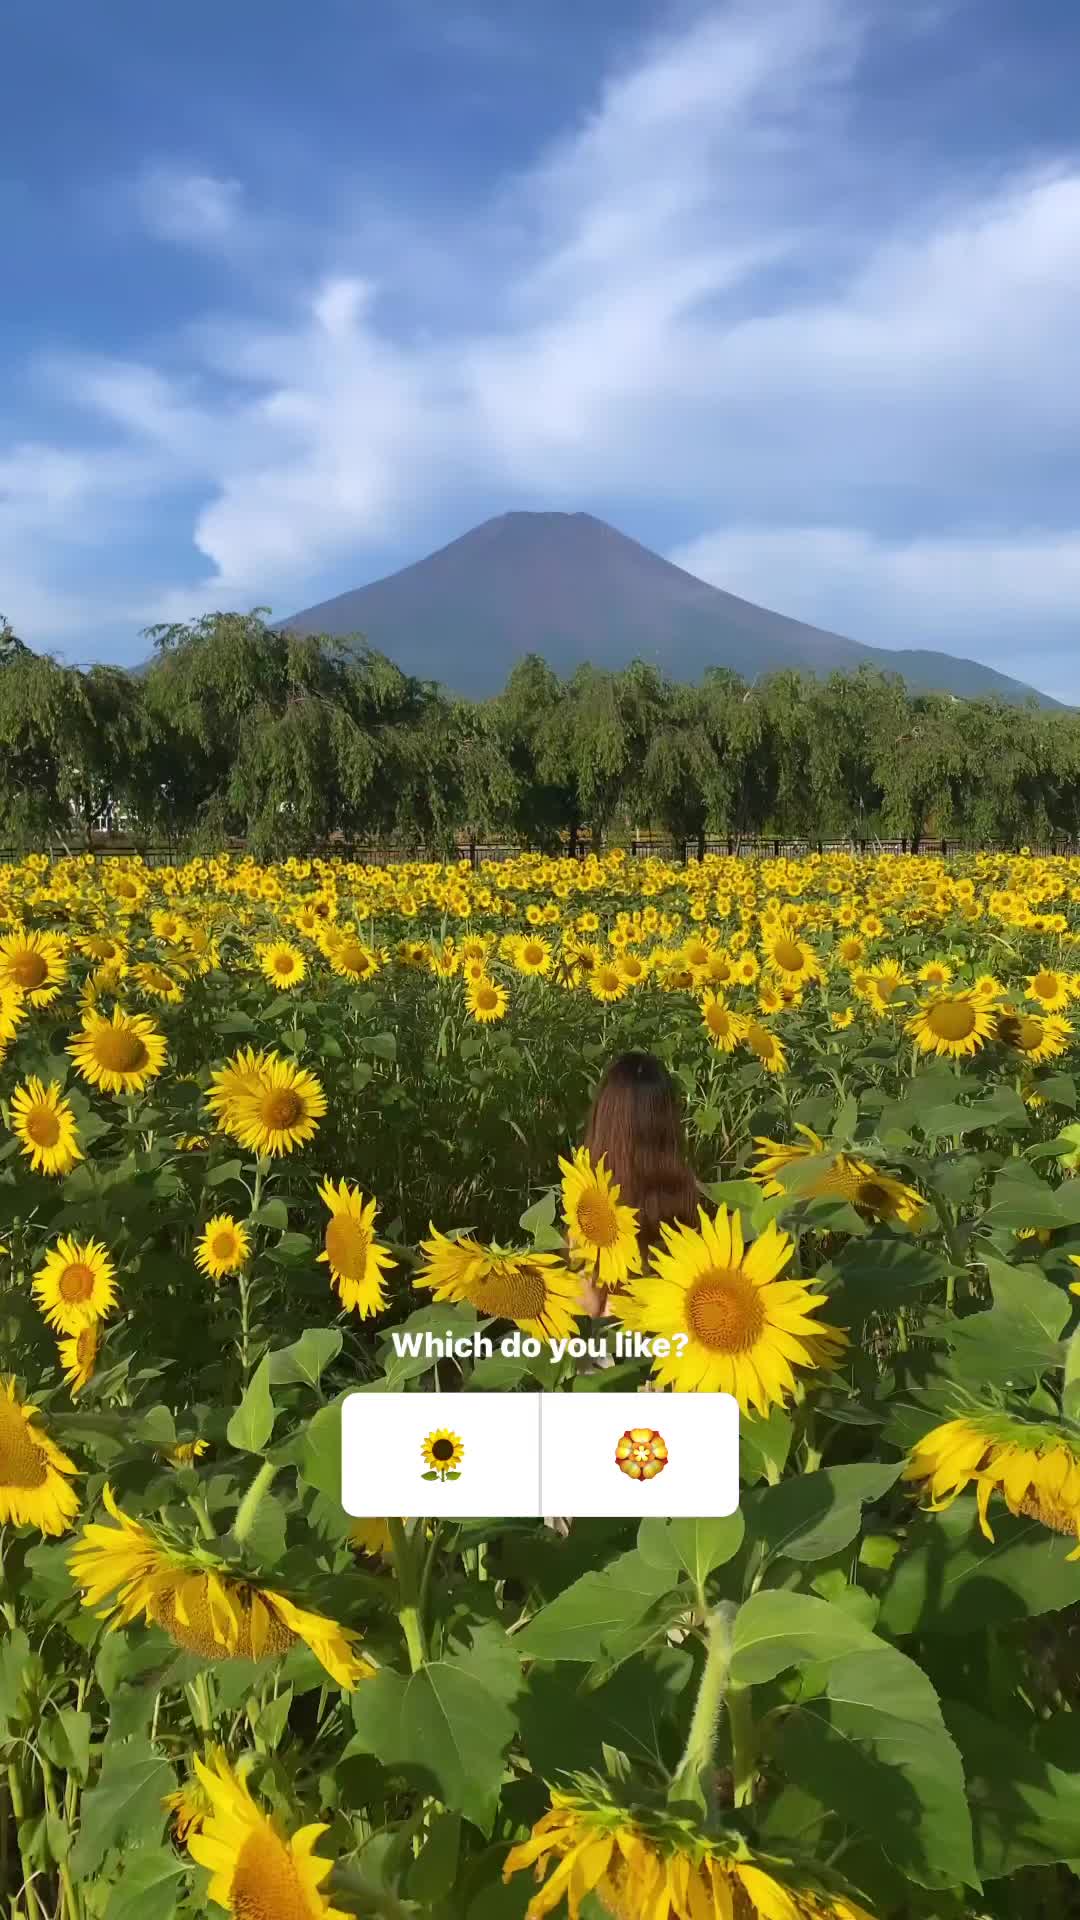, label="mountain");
[282,511,1059,706]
